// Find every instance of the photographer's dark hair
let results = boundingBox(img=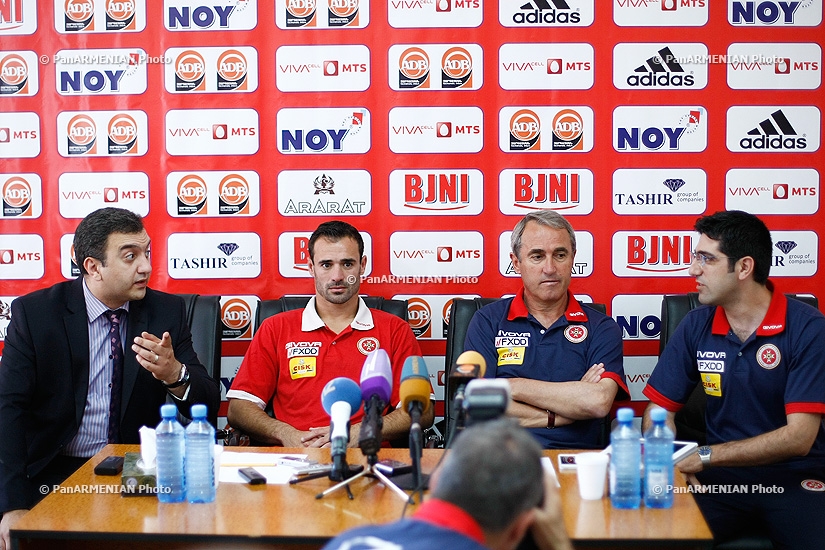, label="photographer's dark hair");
[695,210,772,284]
[73,208,145,275]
